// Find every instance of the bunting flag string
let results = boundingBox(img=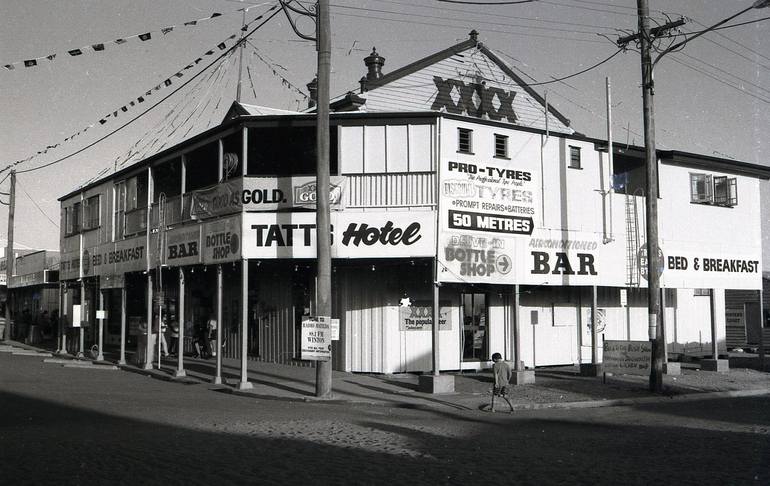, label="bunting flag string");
[247,43,308,100]
[2,4,268,71]
[10,25,247,167]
